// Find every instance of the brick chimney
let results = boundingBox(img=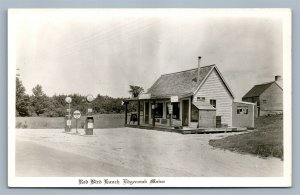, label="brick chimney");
[275,75,282,81]
[197,56,202,82]
[275,75,283,88]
